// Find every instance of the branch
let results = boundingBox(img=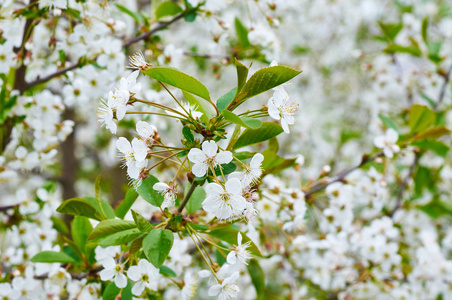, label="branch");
[25,13,187,89]
[389,153,419,217]
[304,152,384,198]
[434,63,452,110]
[177,182,197,214]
